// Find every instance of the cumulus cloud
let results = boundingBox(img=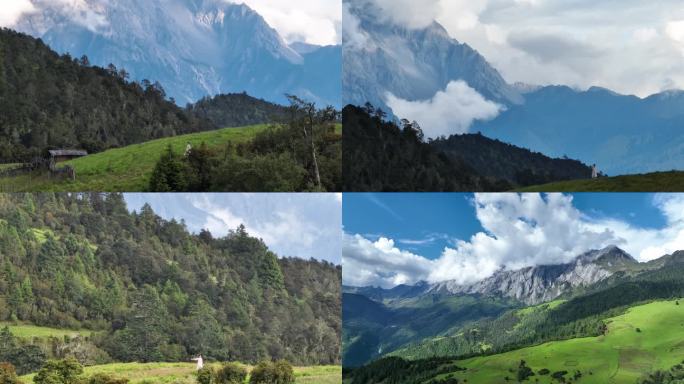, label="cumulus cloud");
[355,0,440,30]
[343,193,684,288]
[229,0,341,45]
[0,0,35,26]
[385,80,504,137]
